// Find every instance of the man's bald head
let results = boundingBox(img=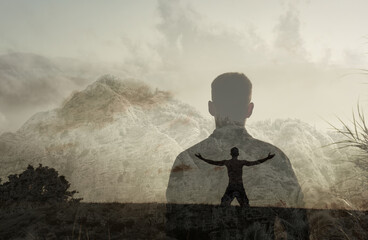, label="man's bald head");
[211,72,252,104]
[209,72,254,127]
